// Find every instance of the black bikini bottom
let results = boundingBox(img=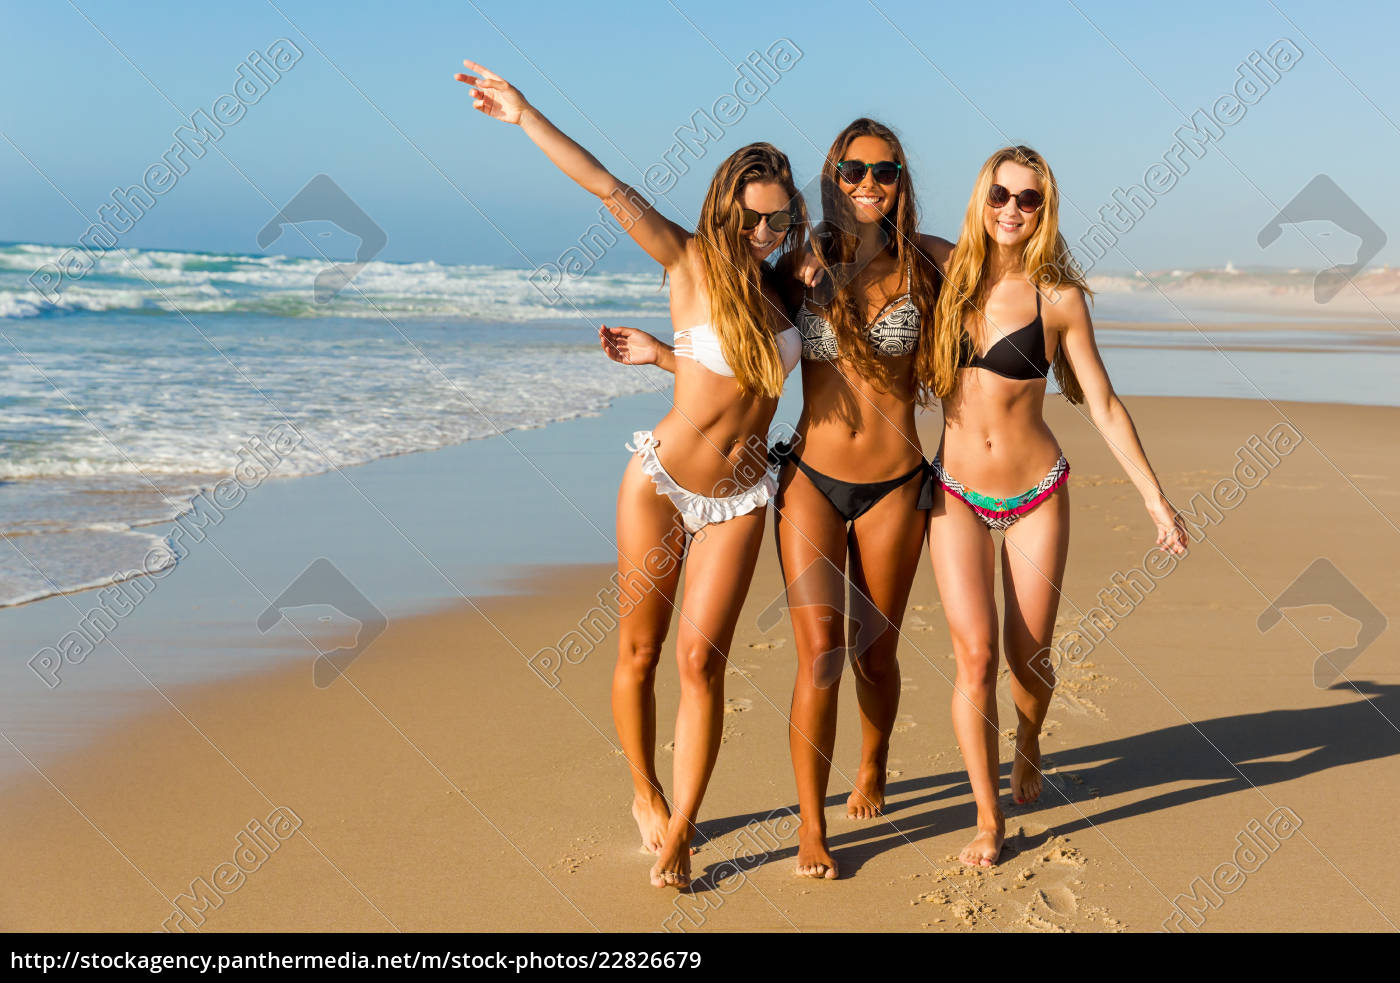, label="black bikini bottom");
[769,440,933,523]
